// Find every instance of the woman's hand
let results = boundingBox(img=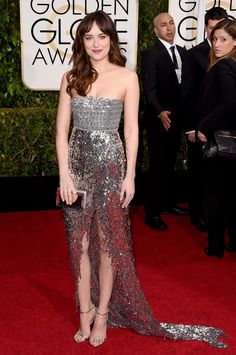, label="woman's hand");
[59,174,77,205]
[197,130,207,142]
[120,176,135,208]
